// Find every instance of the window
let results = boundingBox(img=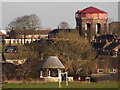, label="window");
[97,69,103,73]
[85,23,91,31]
[96,23,101,34]
[109,68,116,73]
[13,40,16,43]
